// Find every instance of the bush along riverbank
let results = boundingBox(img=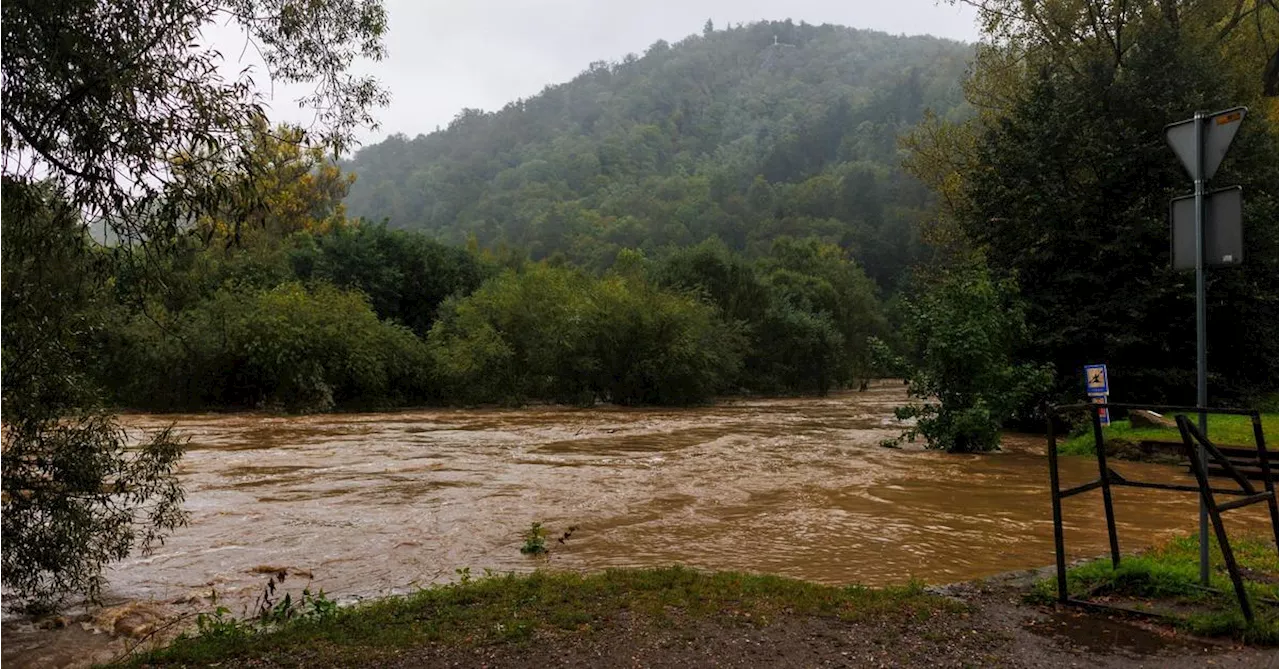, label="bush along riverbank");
[126,534,1277,668]
[29,199,890,413]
